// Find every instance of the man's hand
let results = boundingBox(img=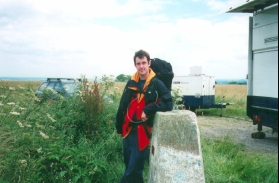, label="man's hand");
[141,112,148,122]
